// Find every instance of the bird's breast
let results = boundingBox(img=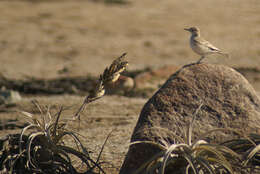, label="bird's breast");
[190,37,212,56]
[190,39,203,55]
